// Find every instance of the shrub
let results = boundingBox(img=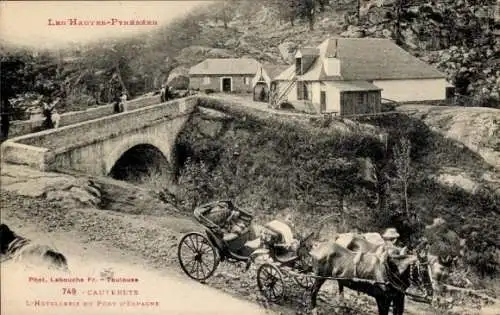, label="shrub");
[175,97,499,279]
[464,236,499,278]
[279,102,295,110]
